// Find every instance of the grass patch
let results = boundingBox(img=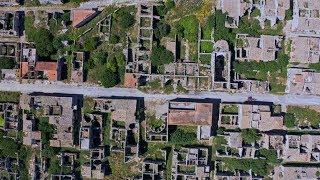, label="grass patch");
[104,113,111,145]
[200,41,213,53]
[106,152,140,179]
[287,106,320,129]
[0,91,20,103]
[199,54,211,65]
[83,97,95,114]
[222,104,239,114]
[0,116,4,127]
